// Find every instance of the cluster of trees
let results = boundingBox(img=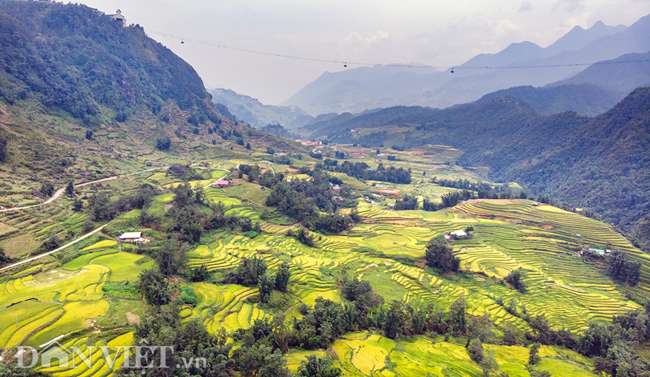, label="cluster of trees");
[85,183,160,223]
[394,195,418,210]
[504,268,527,293]
[118,302,298,377]
[607,251,641,286]
[425,236,460,273]
[318,161,411,184]
[394,191,475,212]
[155,137,171,151]
[167,164,202,181]
[287,227,316,247]
[154,183,255,243]
[432,178,513,194]
[227,257,290,304]
[264,169,358,233]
